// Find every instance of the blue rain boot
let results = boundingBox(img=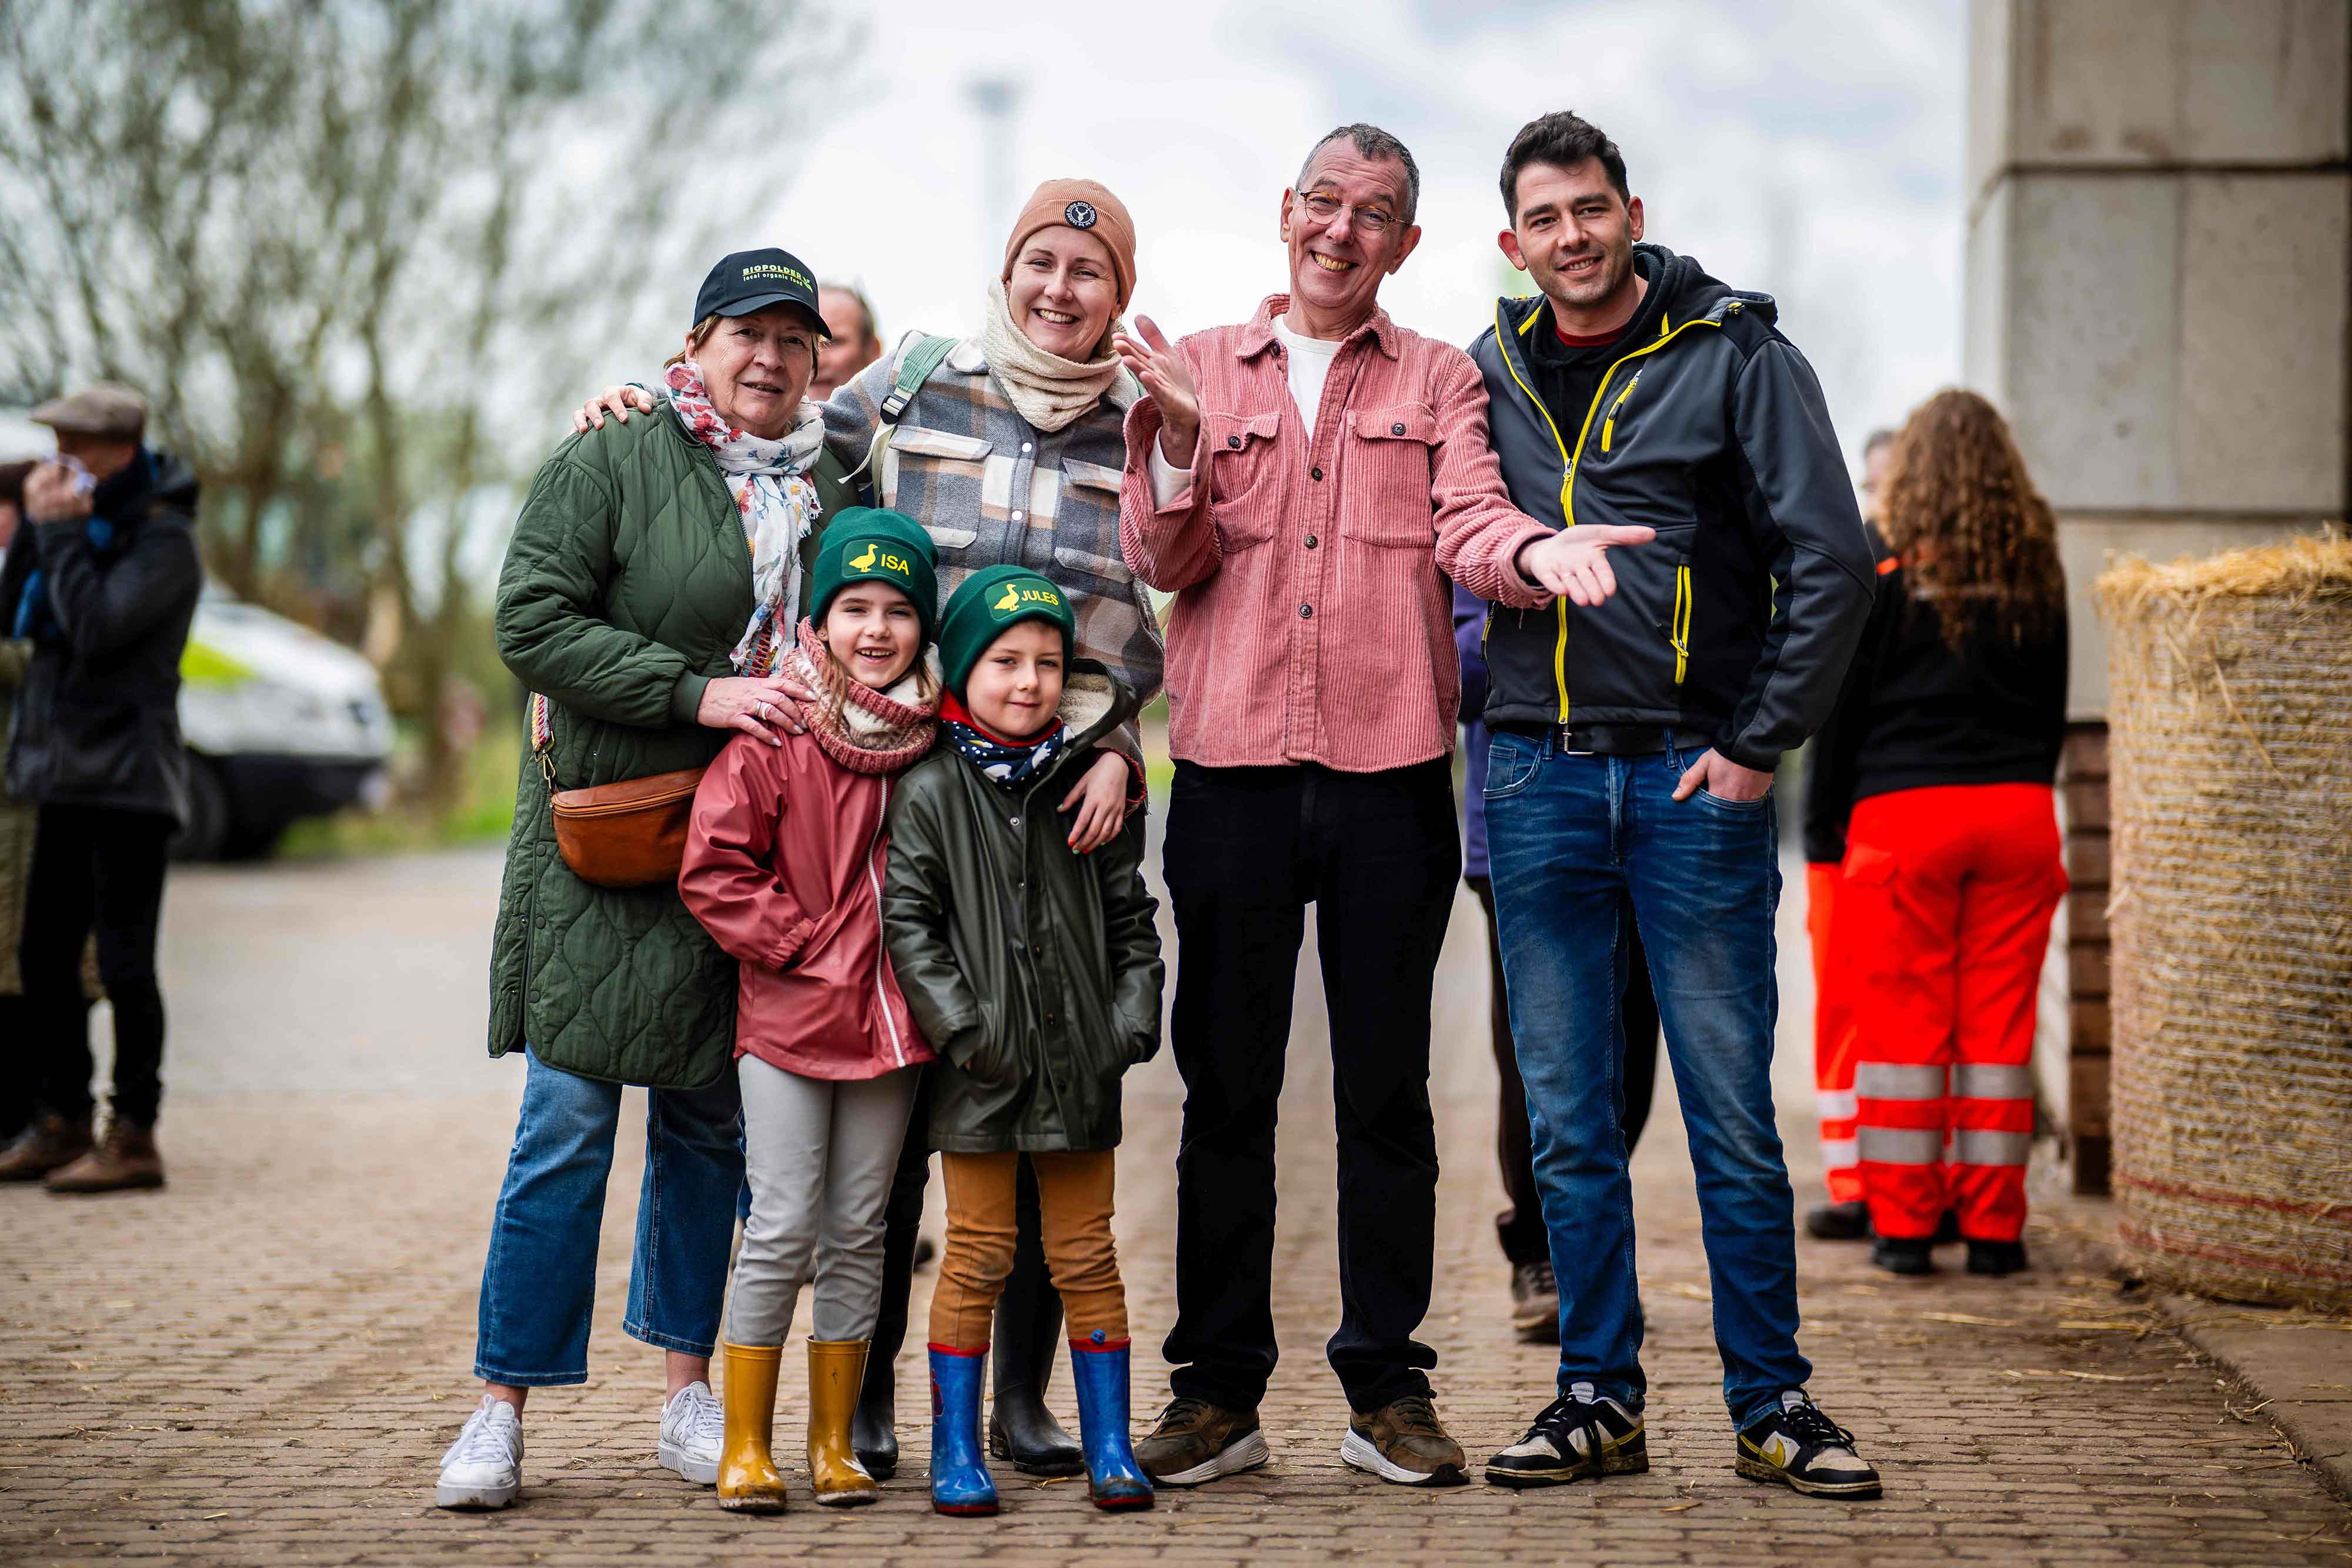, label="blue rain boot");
[927,1346,999,1516]
[1068,1333,1154,1510]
